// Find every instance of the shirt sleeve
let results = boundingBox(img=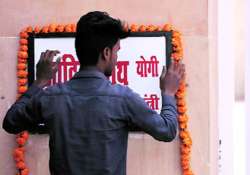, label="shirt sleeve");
[2,85,44,134]
[125,90,178,142]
